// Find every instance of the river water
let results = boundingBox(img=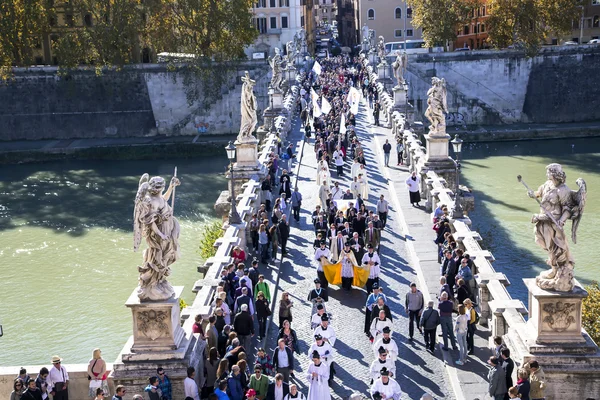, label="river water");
[461,137,600,301]
[0,157,227,366]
